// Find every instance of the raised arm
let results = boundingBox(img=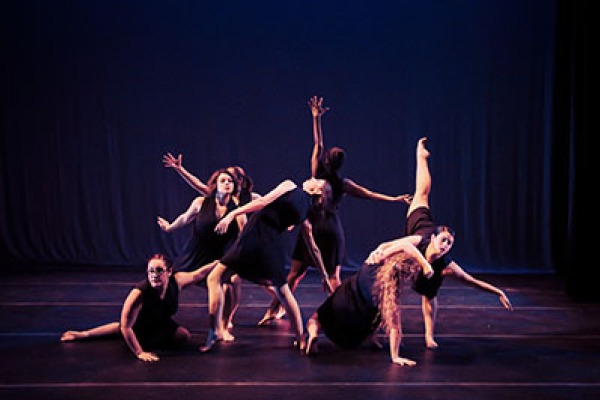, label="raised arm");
[343,178,412,204]
[157,197,203,233]
[308,96,328,177]
[163,152,210,195]
[445,261,514,311]
[214,179,297,234]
